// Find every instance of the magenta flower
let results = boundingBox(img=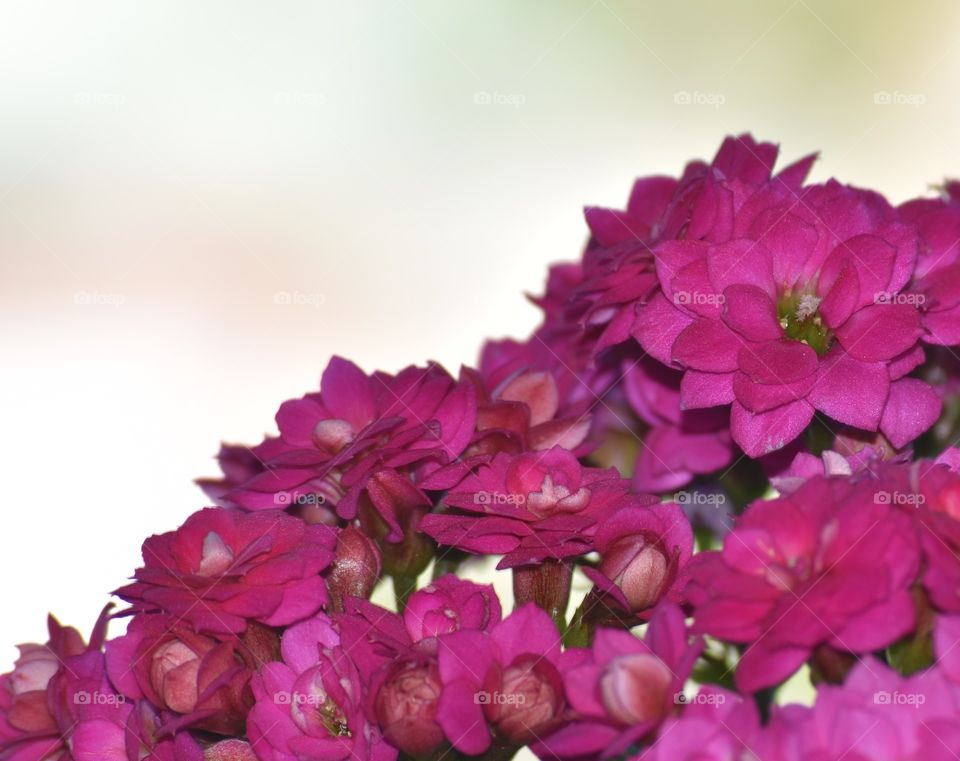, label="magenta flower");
[632,147,945,455]
[247,614,396,761]
[370,659,445,758]
[116,507,335,634]
[538,603,701,759]
[686,474,921,692]
[582,500,693,617]
[419,447,638,568]
[105,614,278,735]
[437,603,567,755]
[223,357,477,541]
[634,687,759,761]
